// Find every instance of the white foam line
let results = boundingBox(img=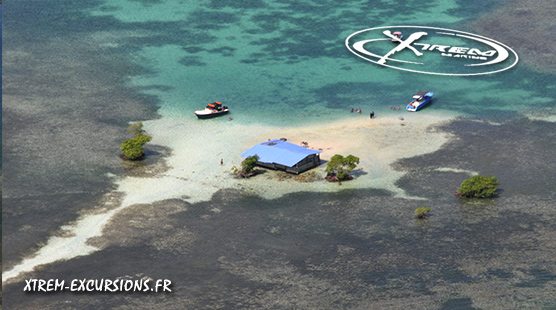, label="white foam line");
[3,212,111,284]
[2,207,115,284]
[2,176,189,285]
[527,115,556,123]
[434,167,479,175]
